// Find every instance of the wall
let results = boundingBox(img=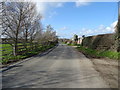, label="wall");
[82,33,117,51]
